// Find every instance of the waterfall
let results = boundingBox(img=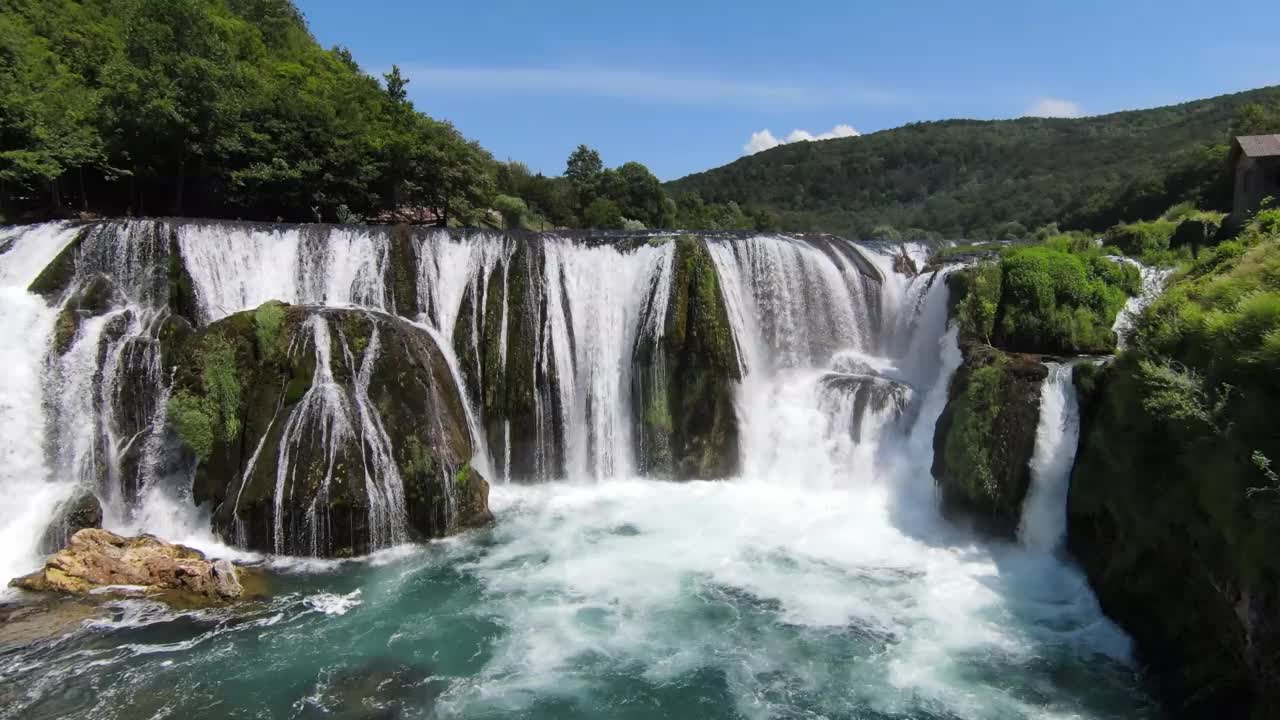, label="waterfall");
[709,234,954,489]
[1019,363,1081,553]
[1111,257,1174,351]
[0,223,84,587]
[178,223,392,322]
[0,220,1056,567]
